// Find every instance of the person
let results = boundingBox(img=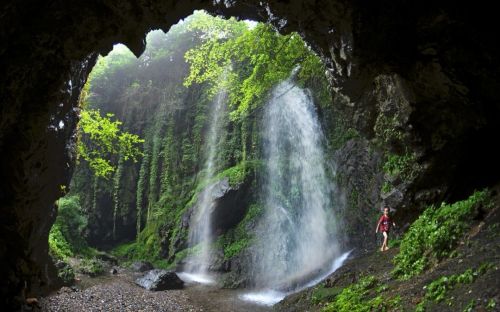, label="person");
[376,207,396,252]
